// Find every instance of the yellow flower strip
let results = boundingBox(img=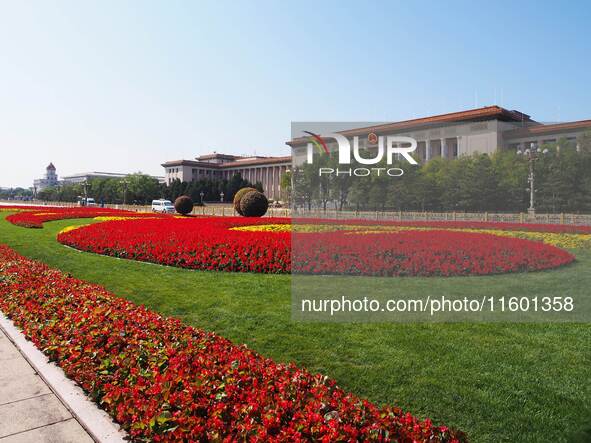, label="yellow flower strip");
[58,225,86,235]
[93,216,141,221]
[231,224,591,249]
